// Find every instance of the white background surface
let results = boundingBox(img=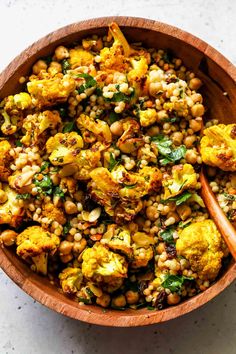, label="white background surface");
[0,1,236,353]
